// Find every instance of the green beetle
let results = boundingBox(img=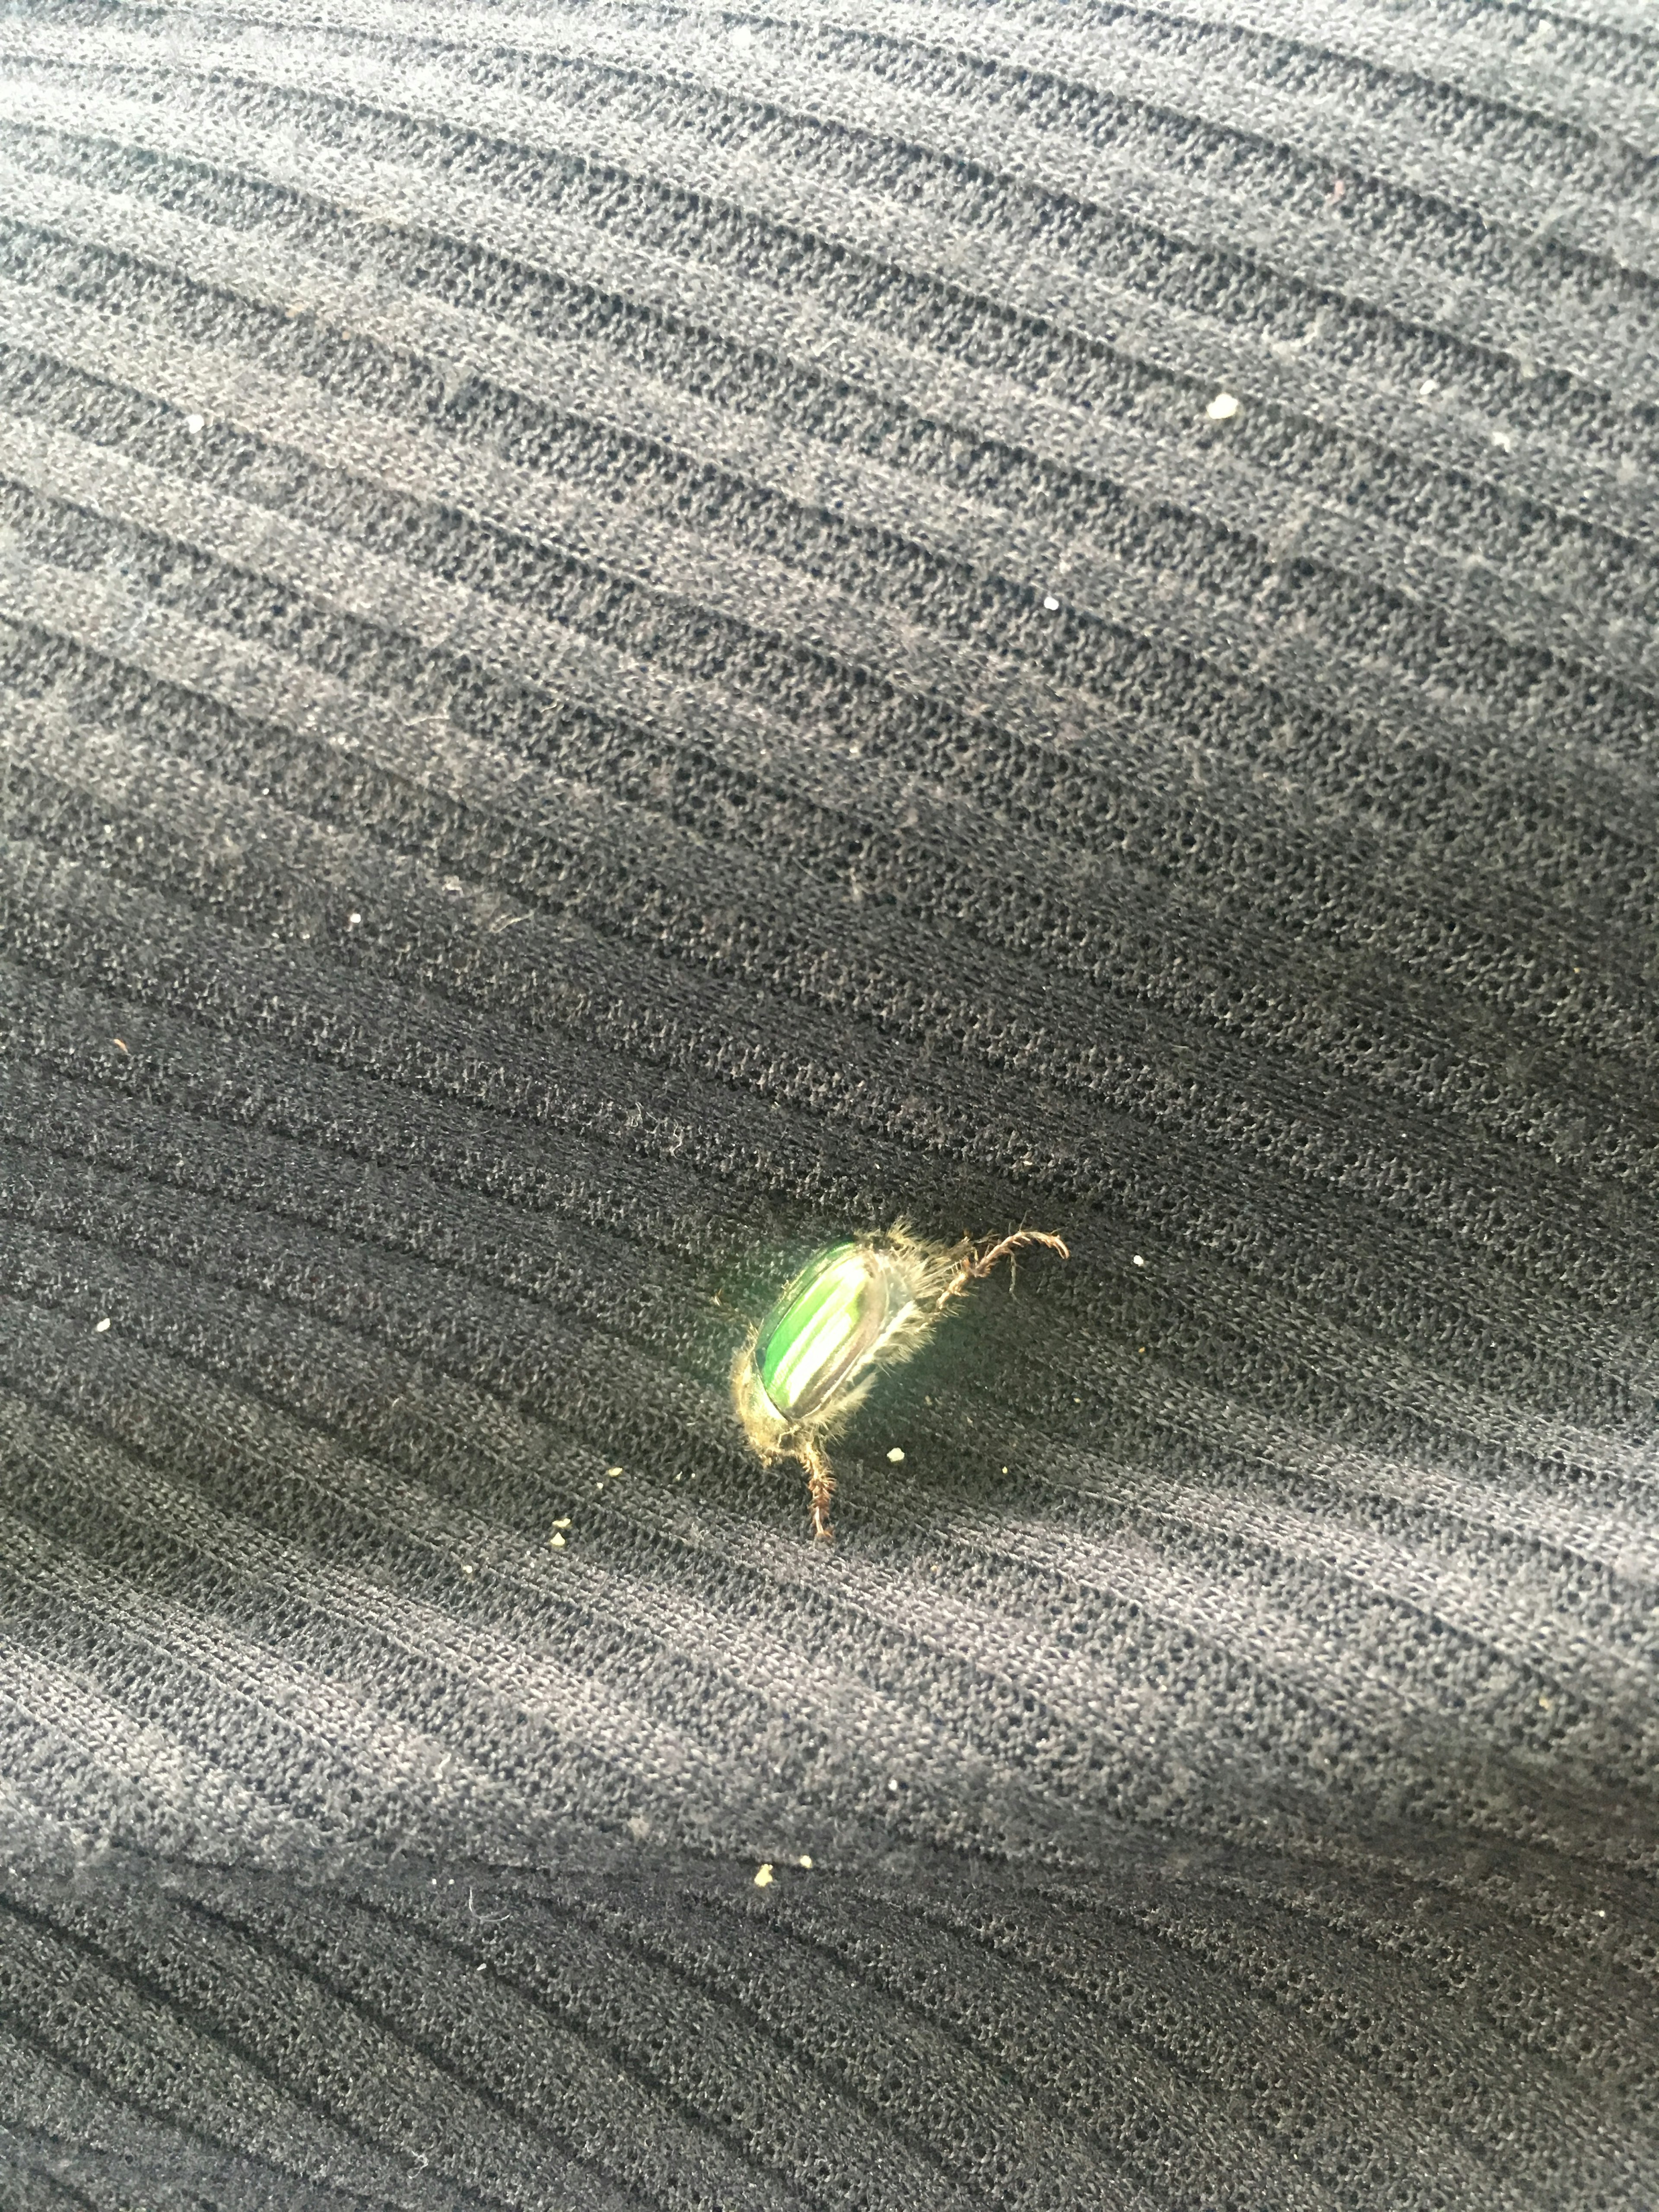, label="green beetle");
[732,1222,1069,1539]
